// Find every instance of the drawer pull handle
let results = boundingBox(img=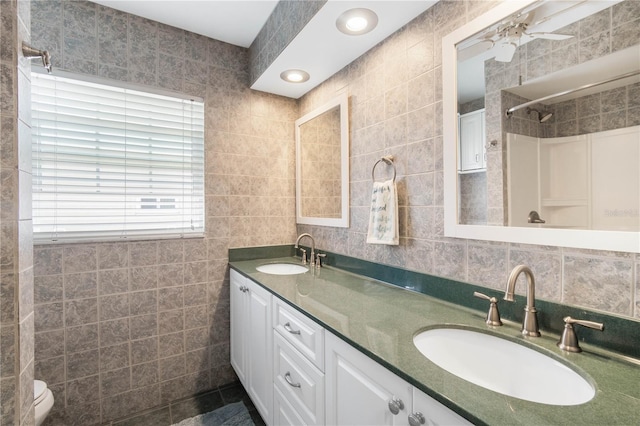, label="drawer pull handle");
[284,372,301,388]
[283,322,301,335]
